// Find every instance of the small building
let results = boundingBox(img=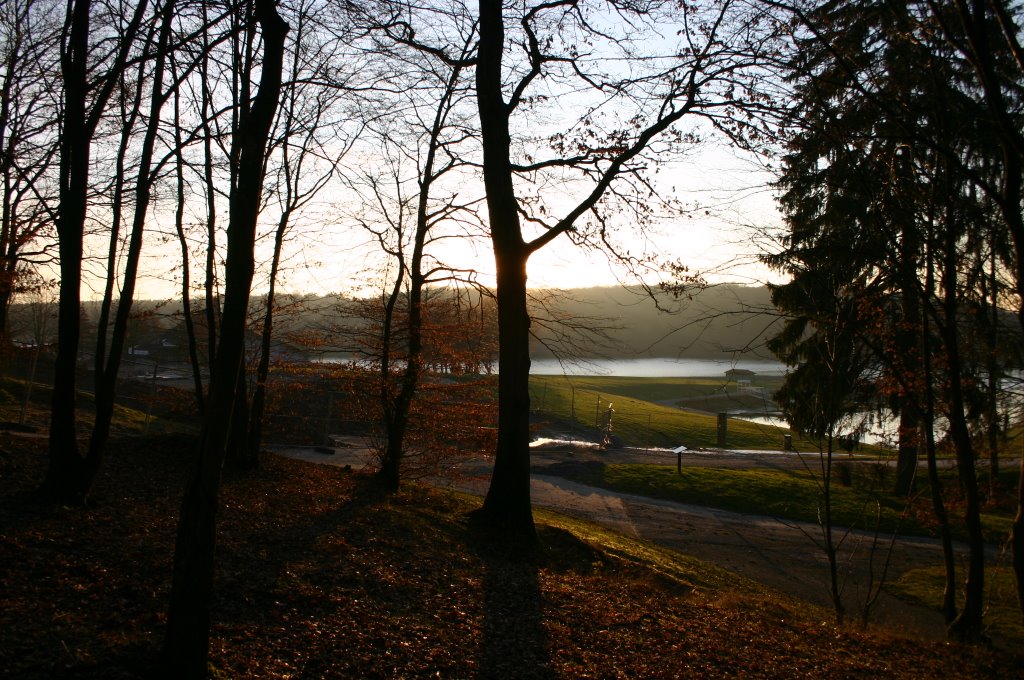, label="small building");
[725,368,756,381]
